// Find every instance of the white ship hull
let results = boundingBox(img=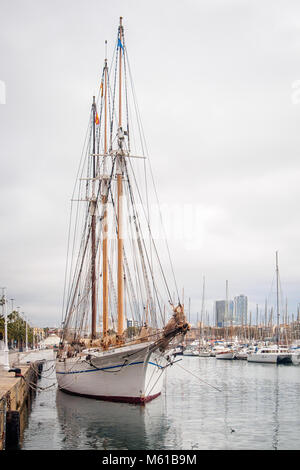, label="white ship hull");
[292,353,300,365]
[198,351,211,357]
[235,352,248,360]
[247,353,291,364]
[215,350,234,360]
[247,353,277,363]
[183,350,198,356]
[56,341,167,404]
